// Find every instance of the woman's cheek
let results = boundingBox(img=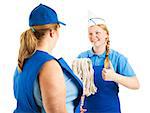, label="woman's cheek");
[89,37,93,42]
